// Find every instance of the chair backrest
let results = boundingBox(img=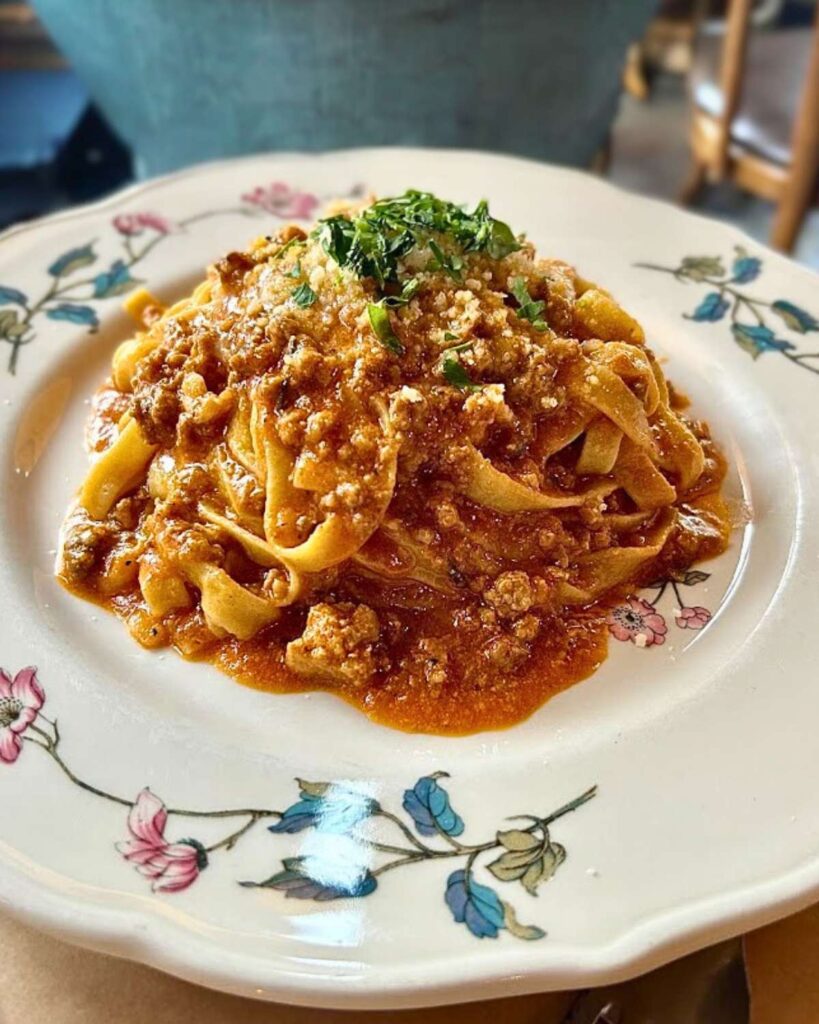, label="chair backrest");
[712,0,819,177]
[714,0,755,175]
